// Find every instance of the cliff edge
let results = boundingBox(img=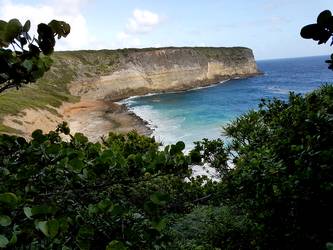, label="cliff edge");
[0,47,260,140]
[68,47,259,101]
